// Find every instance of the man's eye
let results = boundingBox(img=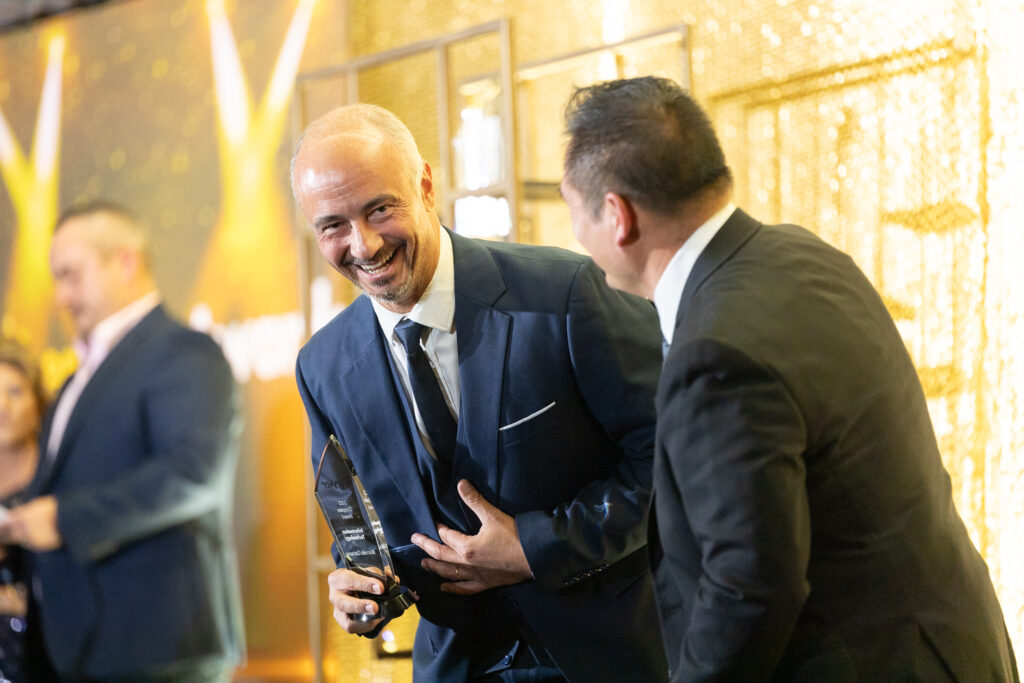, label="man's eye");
[371,204,393,218]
